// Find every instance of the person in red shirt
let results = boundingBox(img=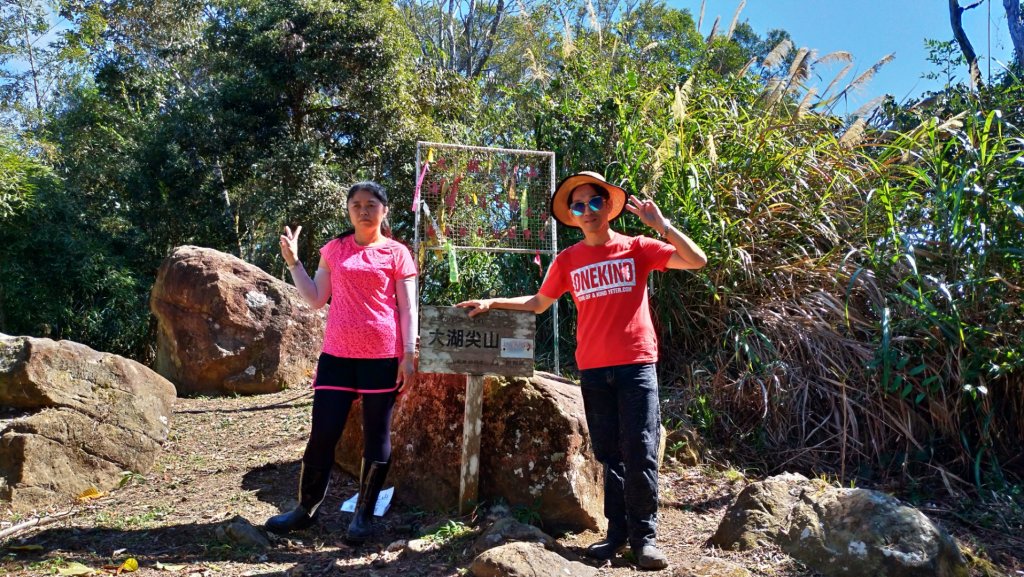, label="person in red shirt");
[457,171,706,570]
